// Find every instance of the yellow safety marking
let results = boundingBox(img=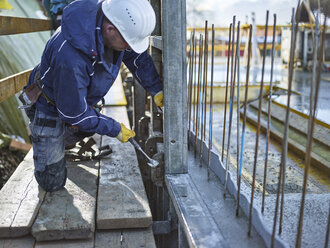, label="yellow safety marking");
[212,141,268,195]
[0,0,13,9]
